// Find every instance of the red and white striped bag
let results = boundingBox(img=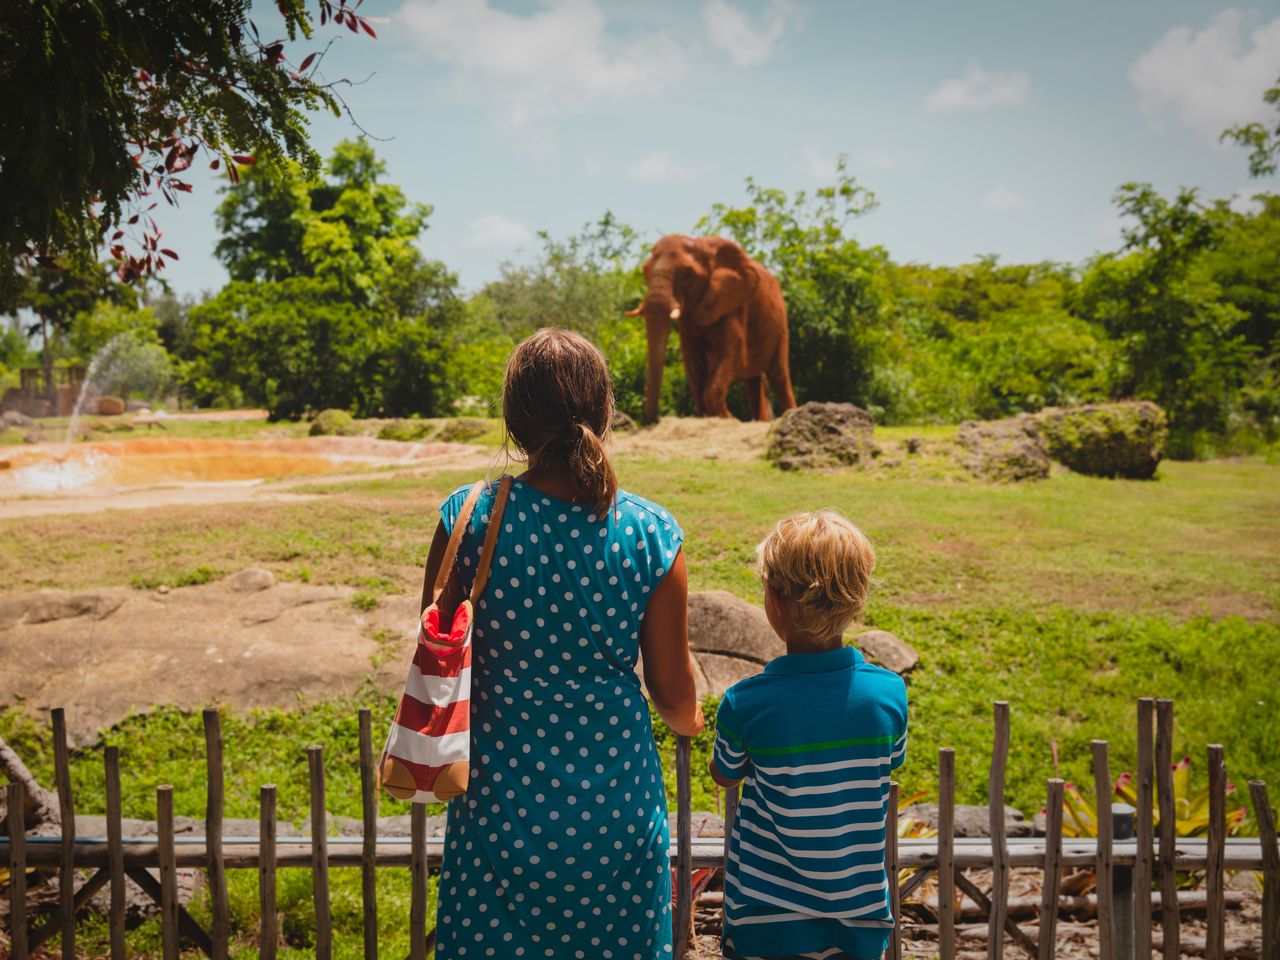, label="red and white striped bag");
[379,475,511,803]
